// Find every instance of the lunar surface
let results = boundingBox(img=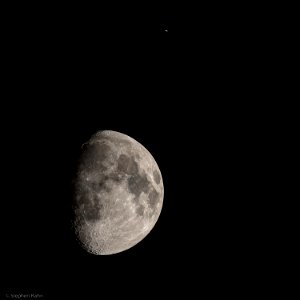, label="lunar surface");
[73,130,164,255]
